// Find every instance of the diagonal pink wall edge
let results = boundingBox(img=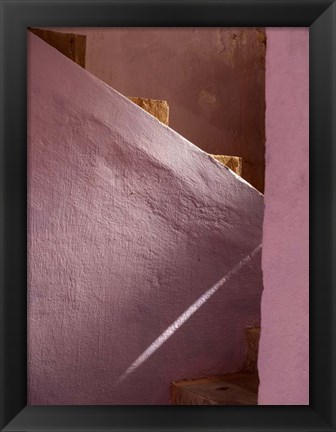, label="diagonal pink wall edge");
[28,33,264,405]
